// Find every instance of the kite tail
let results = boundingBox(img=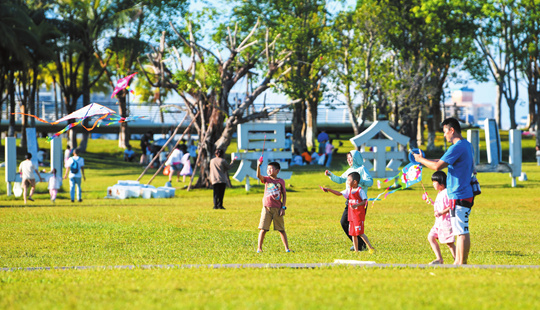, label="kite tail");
[12,113,54,125]
[46,121,80,142]
[81,114,109,131]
